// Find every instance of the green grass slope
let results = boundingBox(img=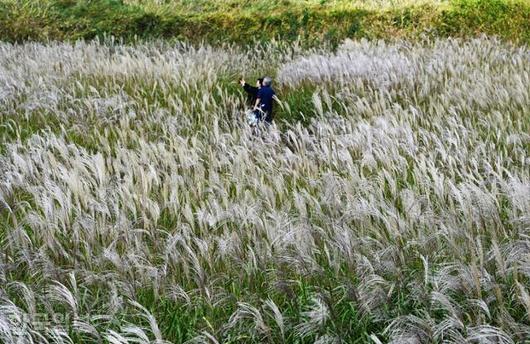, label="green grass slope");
[0,0,529,45]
